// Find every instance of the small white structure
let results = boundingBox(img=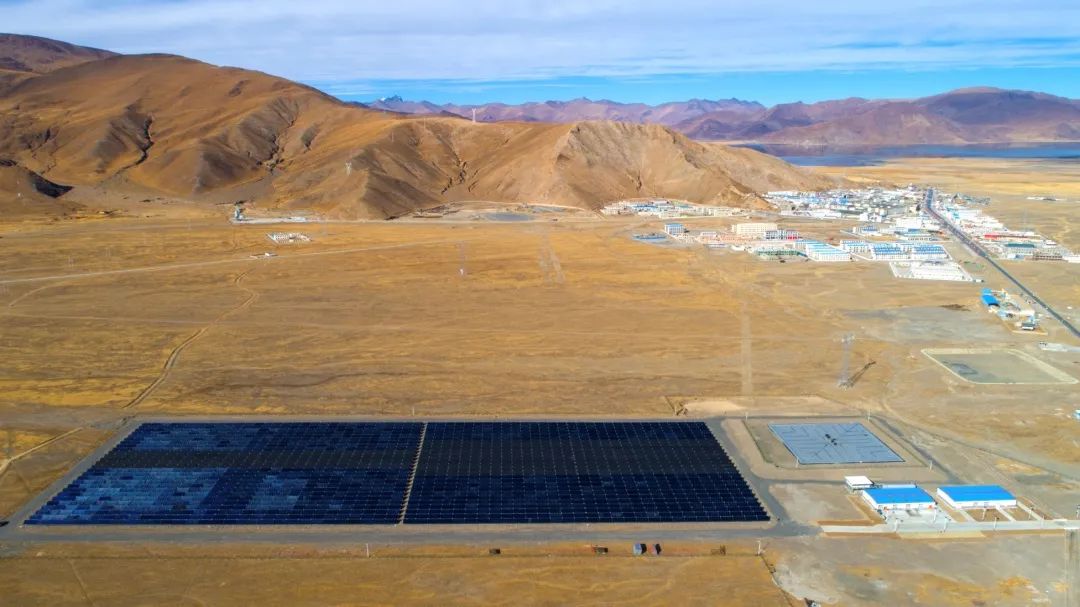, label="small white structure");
[936,485,1017,510]
[862,486,936,513]
[733,222,778,238]
[664,223,686,236]
[845,475,875,491]
[267,232,312,244]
